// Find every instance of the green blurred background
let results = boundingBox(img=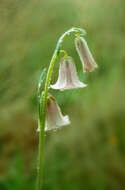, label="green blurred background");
[0,0,125,189]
